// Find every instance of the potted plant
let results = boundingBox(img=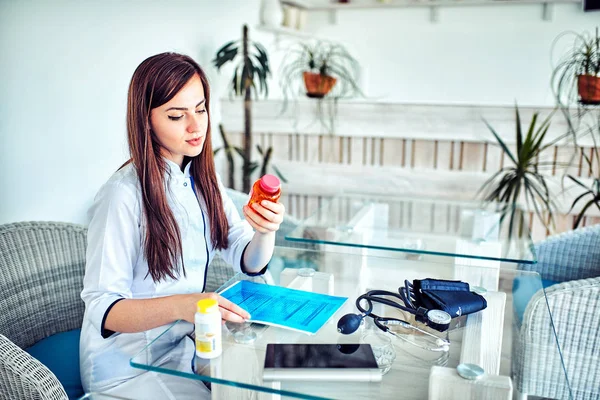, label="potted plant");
[213,25,271,192]
[552,27,600,106]
[277,40,362,133]
[477,105,572,234]
[280,40,361,100]
[565,122,600,228]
